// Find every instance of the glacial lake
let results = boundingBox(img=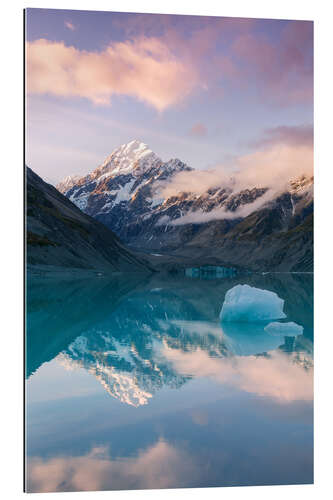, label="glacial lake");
[25,271,313,492]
